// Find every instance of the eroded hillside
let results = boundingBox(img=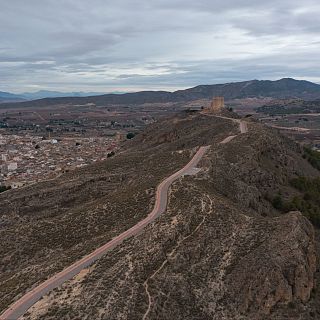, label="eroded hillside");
[1,112,319,319]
